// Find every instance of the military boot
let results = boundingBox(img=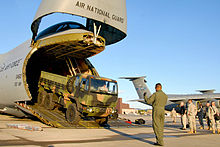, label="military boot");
[206,127,210,130]
[193,130,197,134]
[217,129,220,134]
[213,130,216,134]
[187,130,194,134]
